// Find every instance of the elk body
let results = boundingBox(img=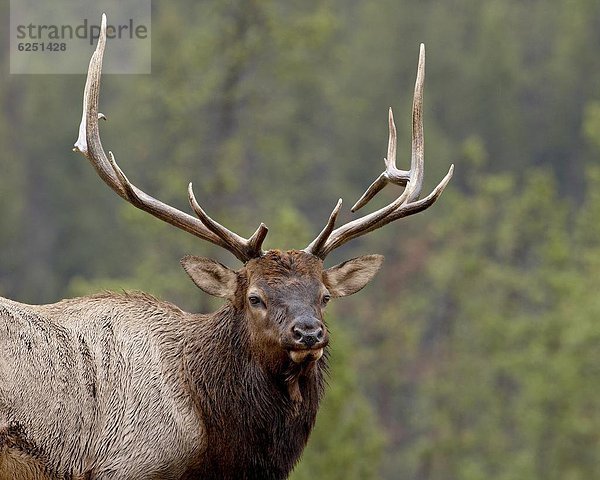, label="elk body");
[0,15,453,480]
